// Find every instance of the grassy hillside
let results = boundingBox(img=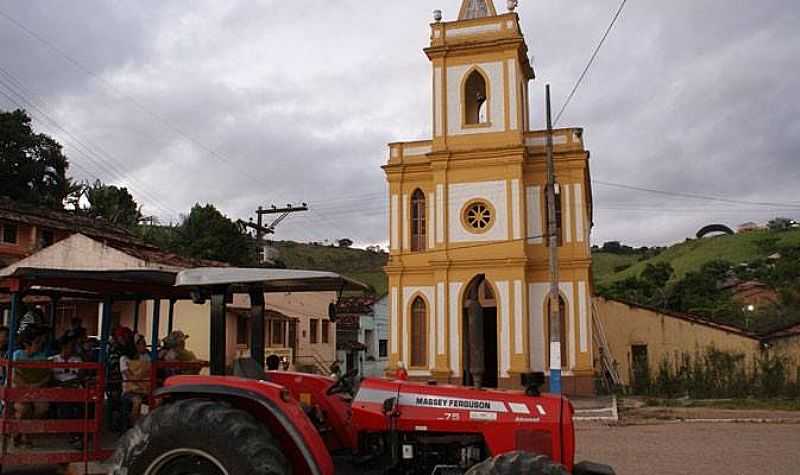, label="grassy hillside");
[595,229,800,287]
[592,252,641,282]
[270,241,388,295]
